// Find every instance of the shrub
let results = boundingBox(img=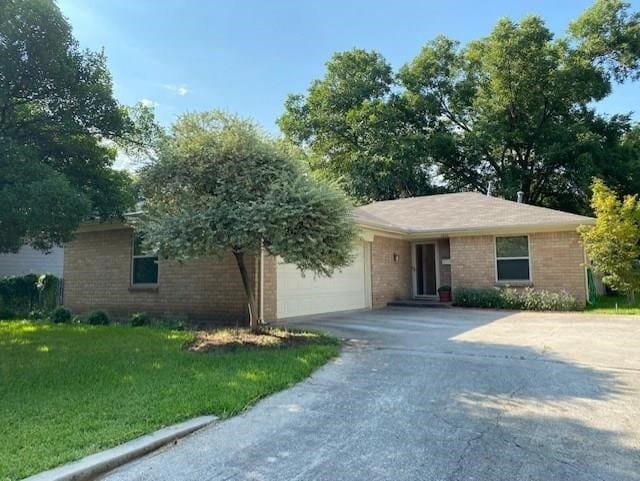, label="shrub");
[28,309,47,320]
[453,287,578,311]
[50,306,73,324]
[0,273,60,315]
[0,307,16,320]
[130,312,149,327]
[453,287,502,308]
[85,310,110,325]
